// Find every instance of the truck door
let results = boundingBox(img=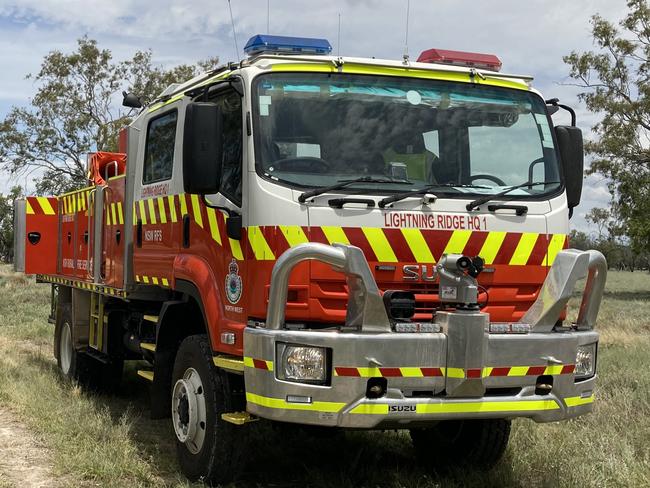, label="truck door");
[133,105,183,287]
